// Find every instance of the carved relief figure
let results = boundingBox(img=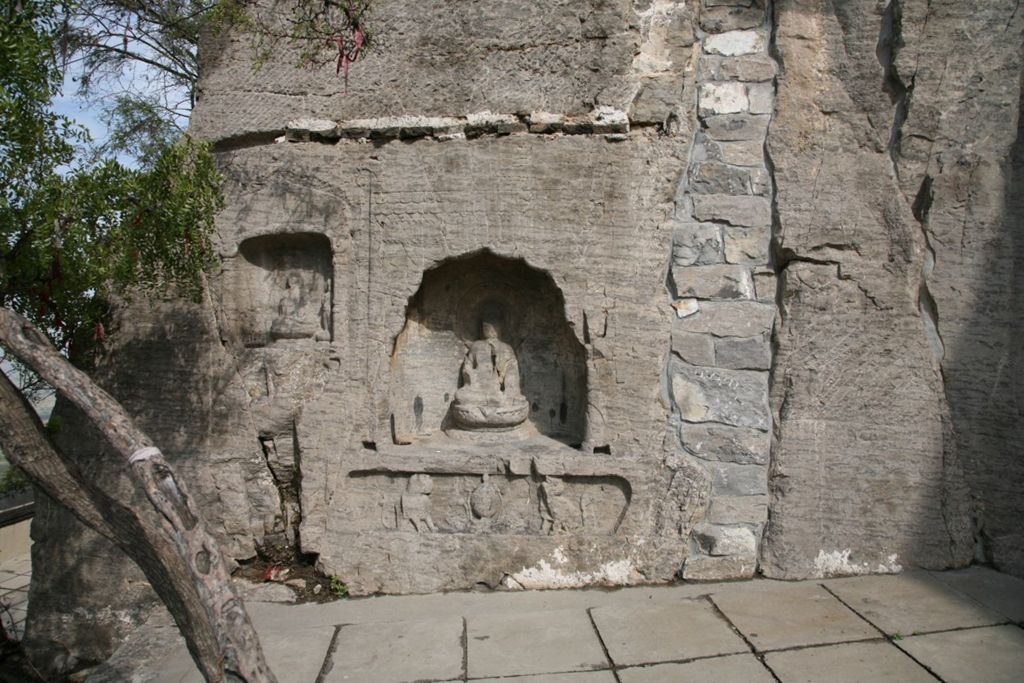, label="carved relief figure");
[660,466,710,537]
[469,473,502,520]
[450,302,530,431]
[269,270,330,341]
[400,473,436,532]
[538,476,582,534]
